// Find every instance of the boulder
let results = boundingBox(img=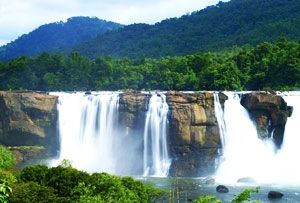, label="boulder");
[167,91,227,177]
[216,185,229,193]
[0,91,58,155]
[240,92,292,148]
[268,191,284,199]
